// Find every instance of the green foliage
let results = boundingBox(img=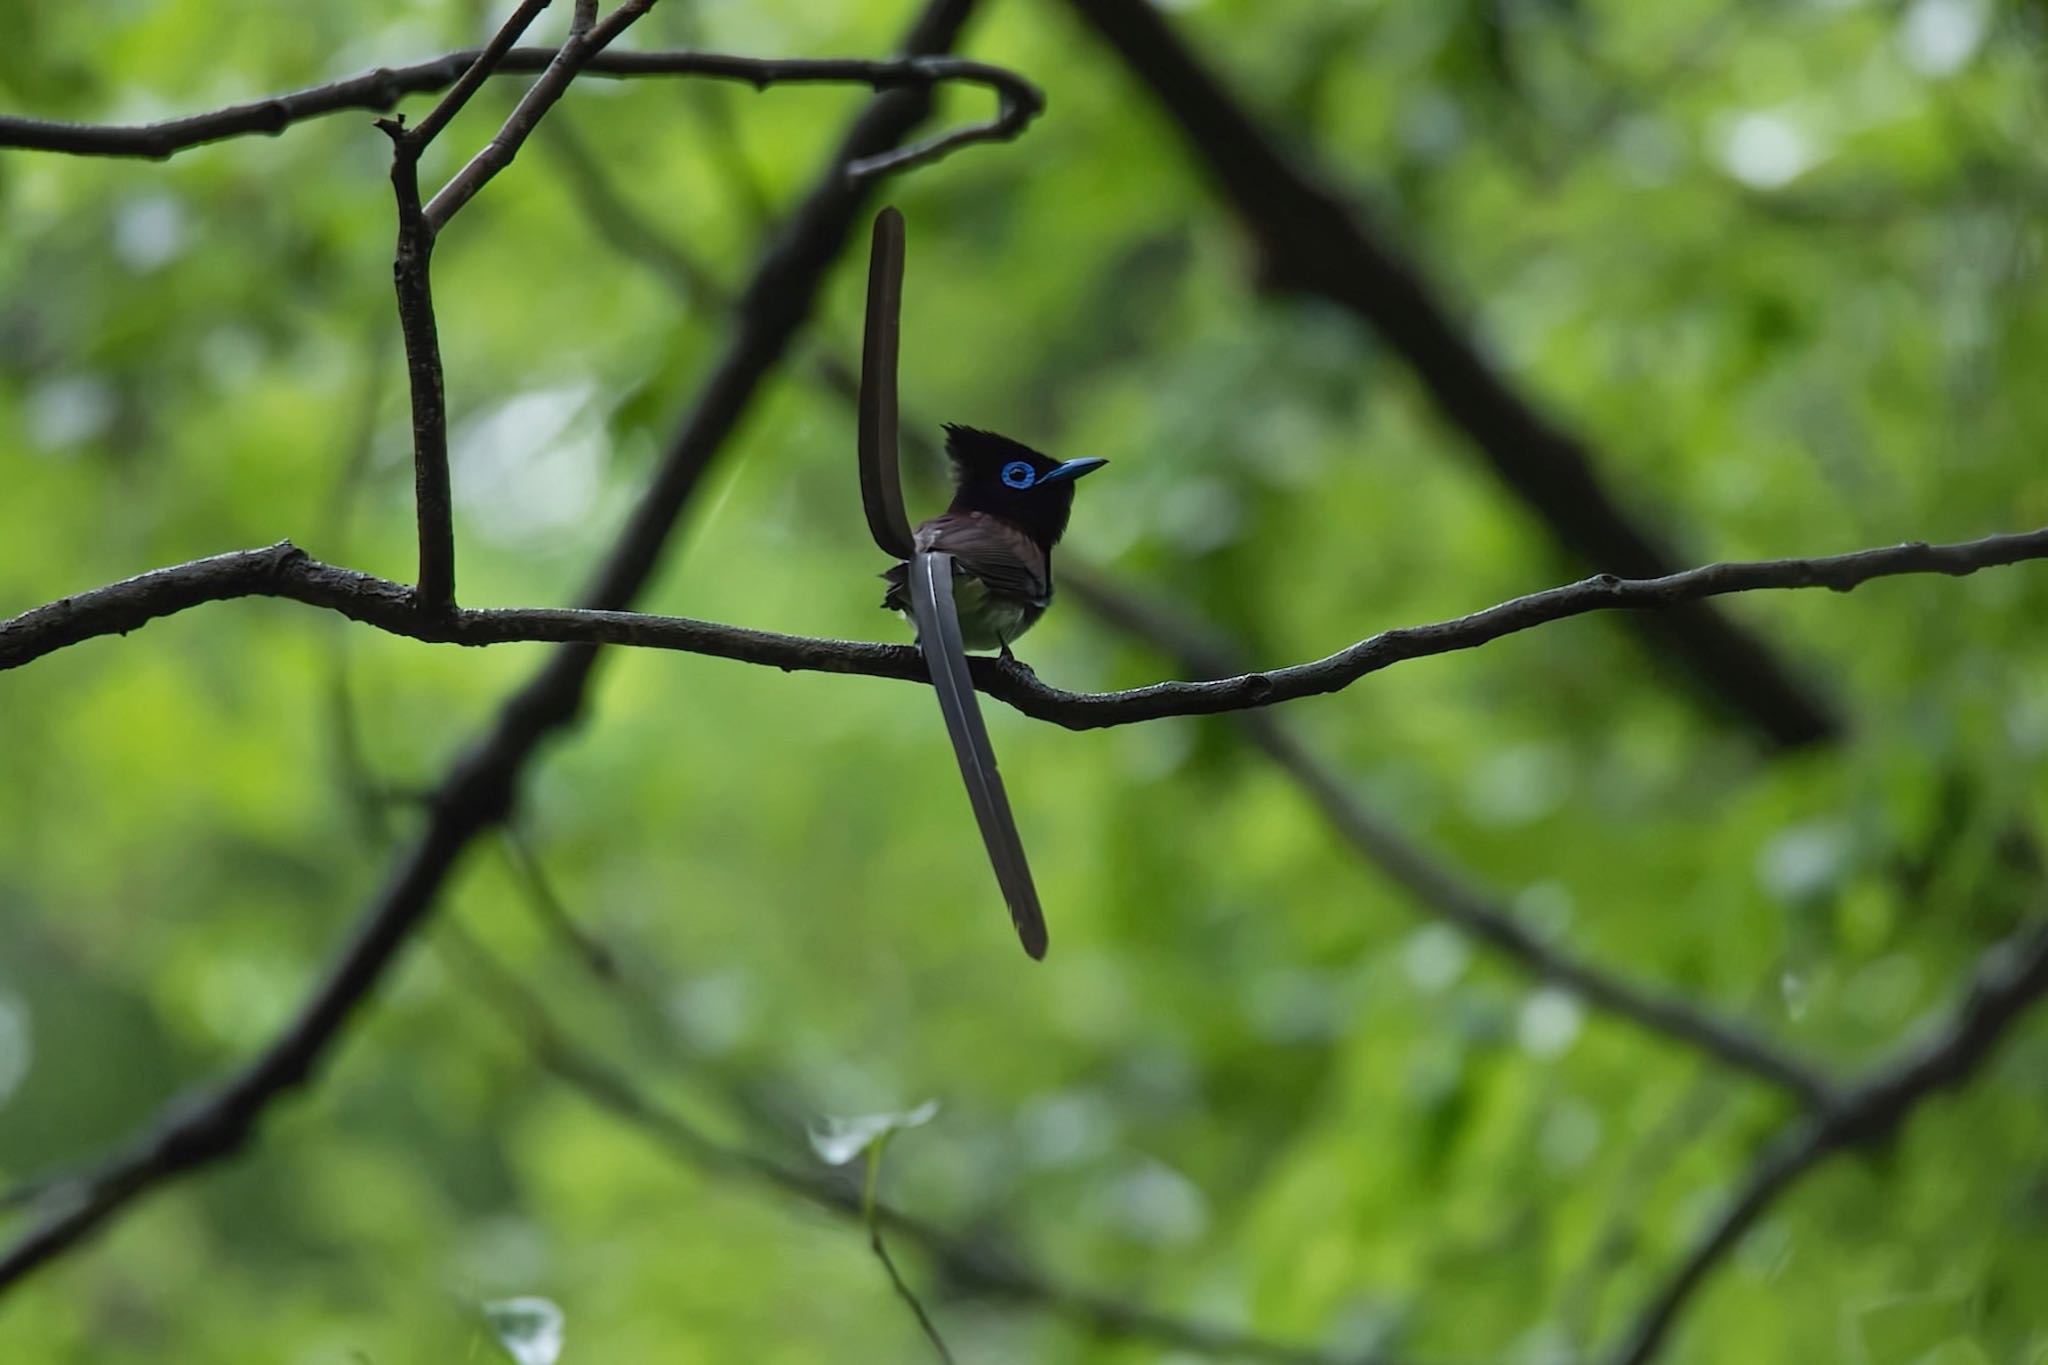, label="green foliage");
[3,0,2047,1361]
